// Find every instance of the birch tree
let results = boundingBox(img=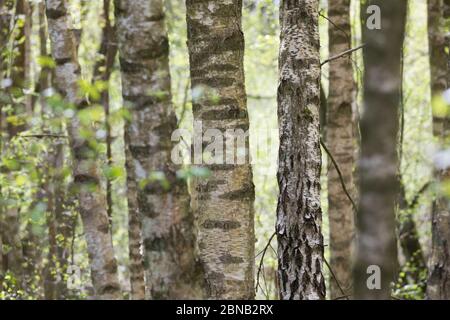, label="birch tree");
[327,0,356,299]
[115,0,204,299]
[45,0,121,299]
[276,0,325,300]
[185,0,256,299]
